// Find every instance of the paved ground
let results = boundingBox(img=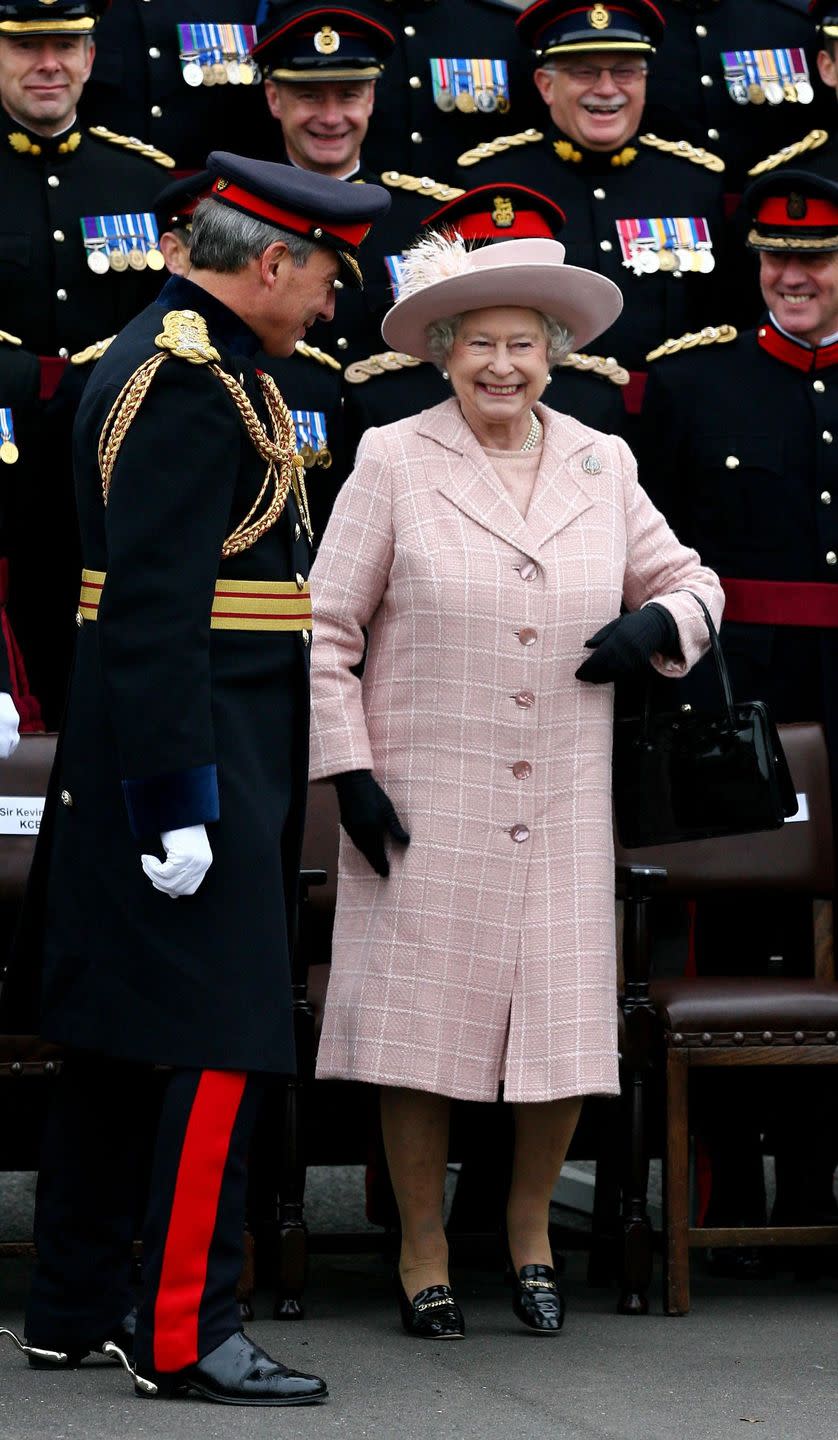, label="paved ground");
[0,1169,835,1440]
